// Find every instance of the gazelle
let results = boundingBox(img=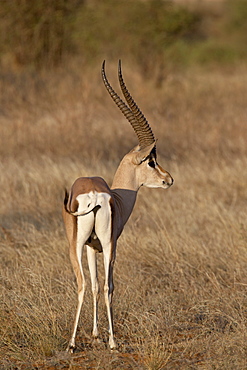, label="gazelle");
[63,60,173,352]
